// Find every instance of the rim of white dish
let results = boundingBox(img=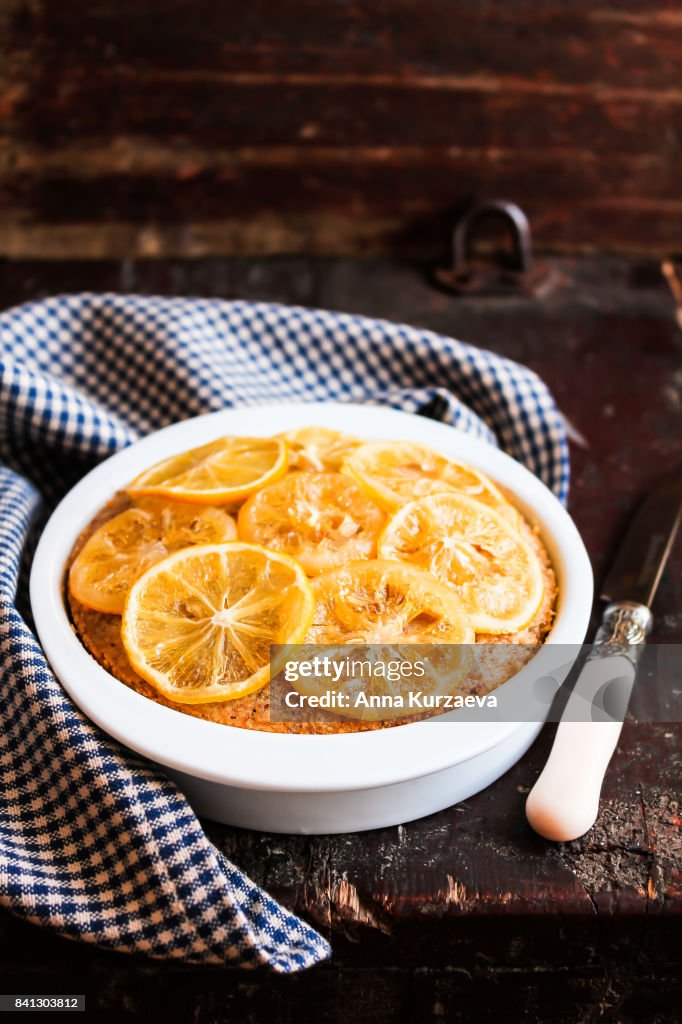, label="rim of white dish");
[30,402,593,794]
